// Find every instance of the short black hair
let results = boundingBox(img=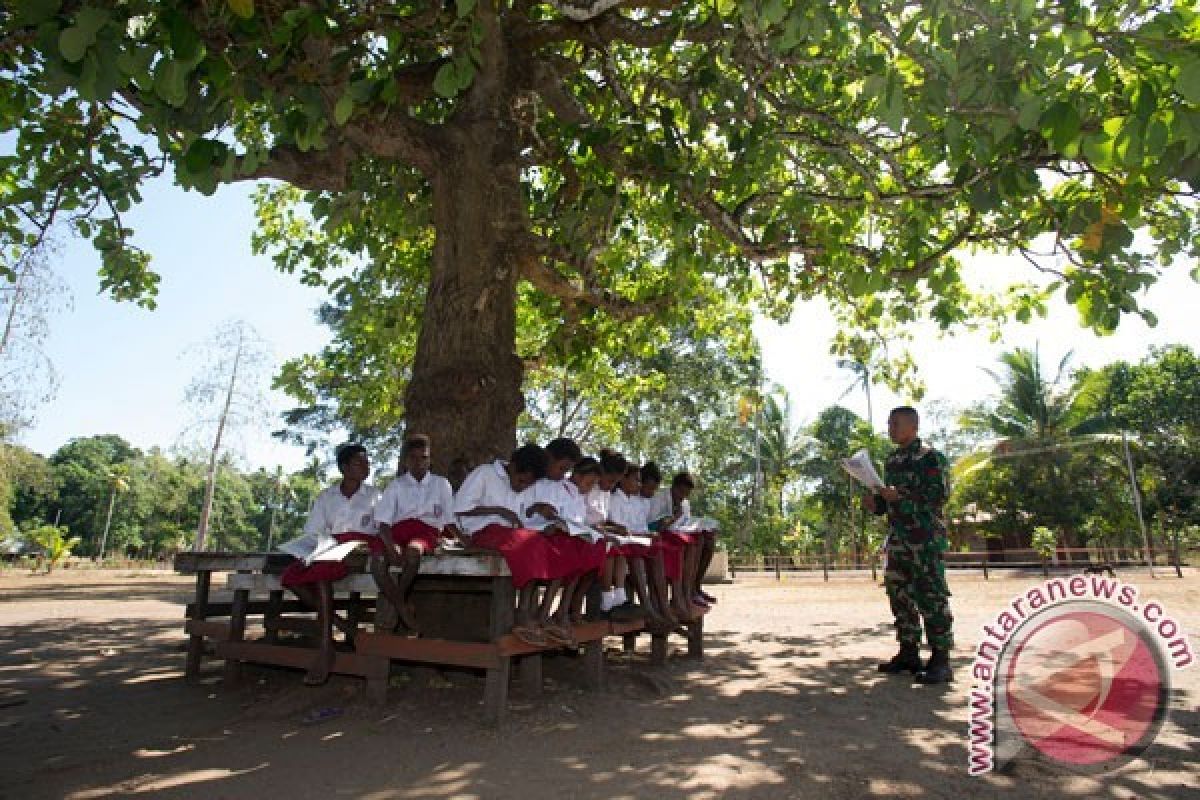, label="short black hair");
[890,406,920,424]
[336,443,368,470]
[624,464,640,478]
[640,461,663,485]
[572,456,601,476]
[402,434,430,455]
[599,448,628,475]
[672,471,695,489]
[510,443,549,479]
[545,437,582,462]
